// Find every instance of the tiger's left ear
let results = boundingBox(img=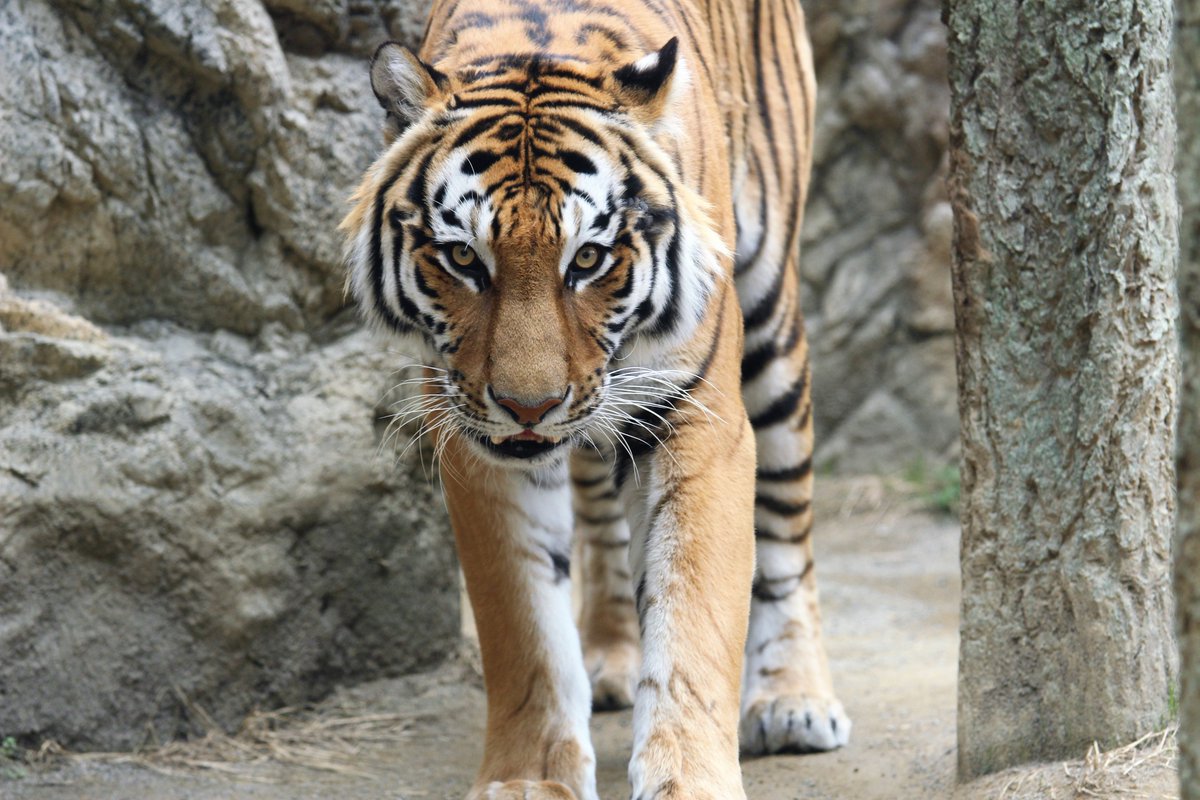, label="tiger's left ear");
[612,38,685,125]
[370,41,450,139]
